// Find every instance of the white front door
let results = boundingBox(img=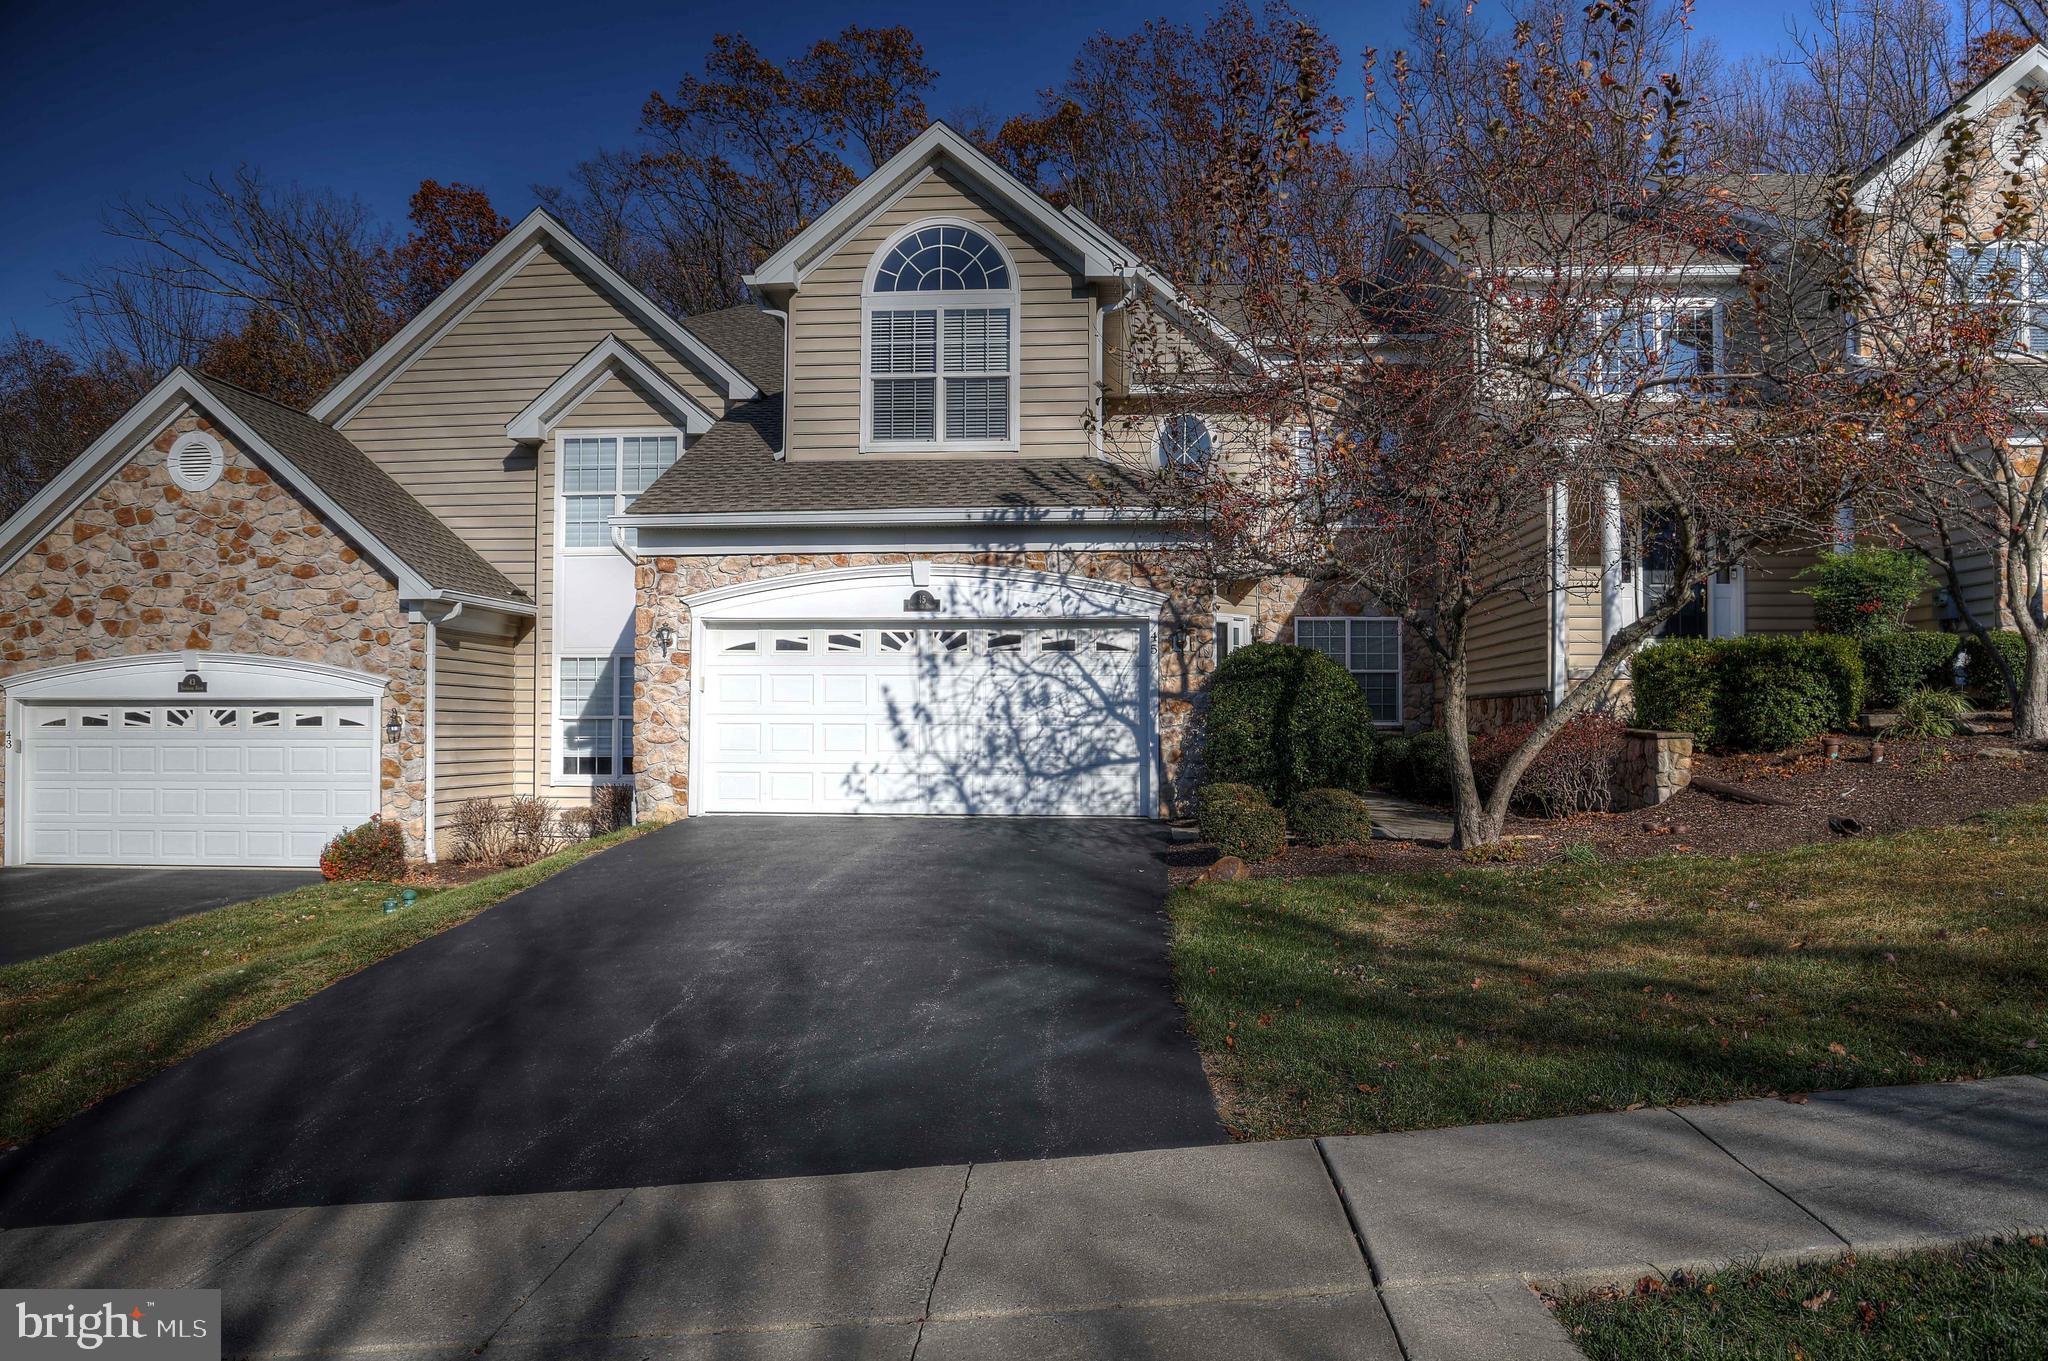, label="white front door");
[699,622,1148,815]
[1708,566,1746,638]
[19,701,378,866]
